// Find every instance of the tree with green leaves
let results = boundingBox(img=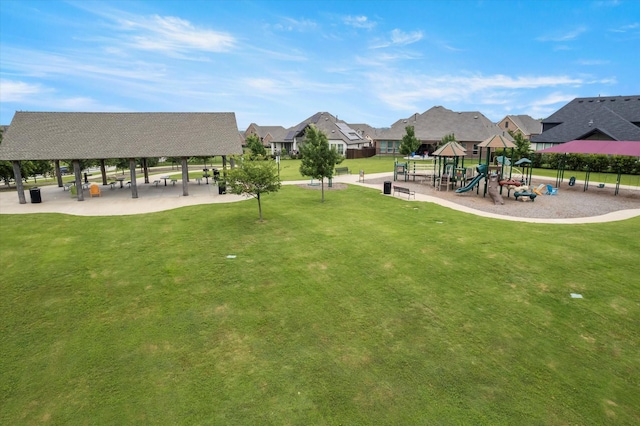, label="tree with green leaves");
[439,133,456,148]
[399,126,421,158]
[246,134,267,158]
[226,156,281,222]
[299,124,344,202]
[496,131,532,162]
